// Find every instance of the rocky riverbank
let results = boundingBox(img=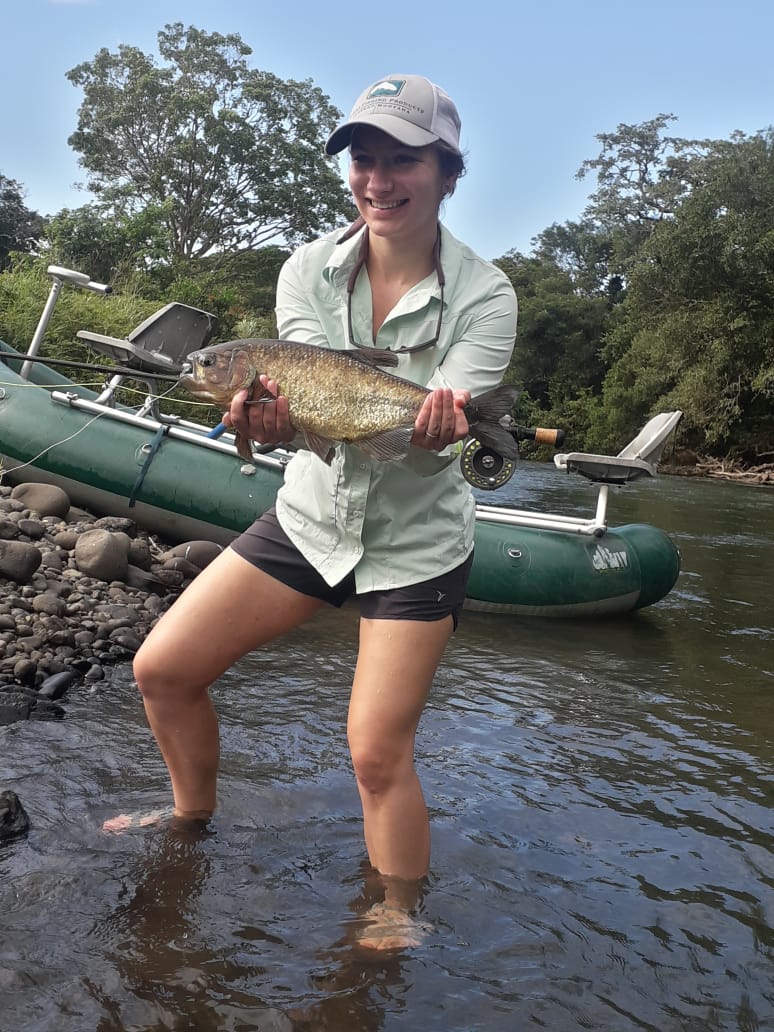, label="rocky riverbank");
[0,480,223,728]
